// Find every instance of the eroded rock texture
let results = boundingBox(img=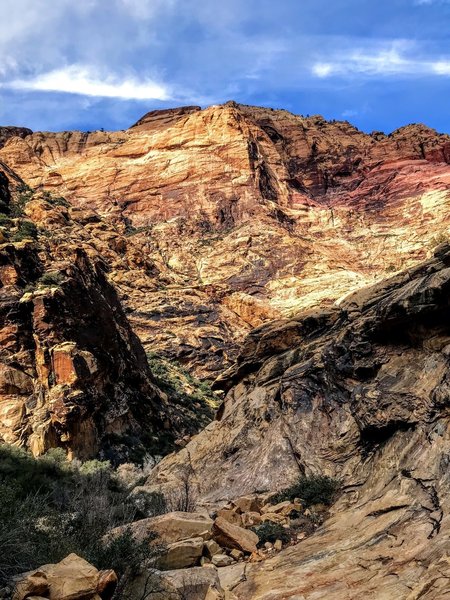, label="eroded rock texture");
[0,170,211,460]
[0,103,449,376]
[145,244,450,598]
